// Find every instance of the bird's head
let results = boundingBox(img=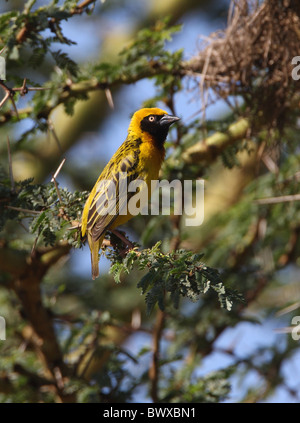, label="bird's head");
[128,107,180,147]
